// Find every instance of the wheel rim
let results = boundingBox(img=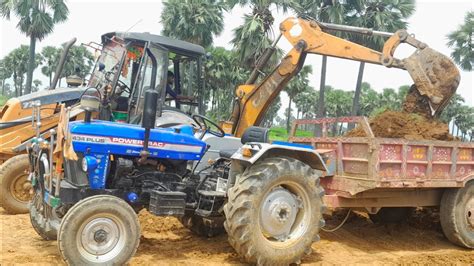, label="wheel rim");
[77,215,126,263]
[9,172,31,203]
[259,182,311,245]
[466,197,474,230]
